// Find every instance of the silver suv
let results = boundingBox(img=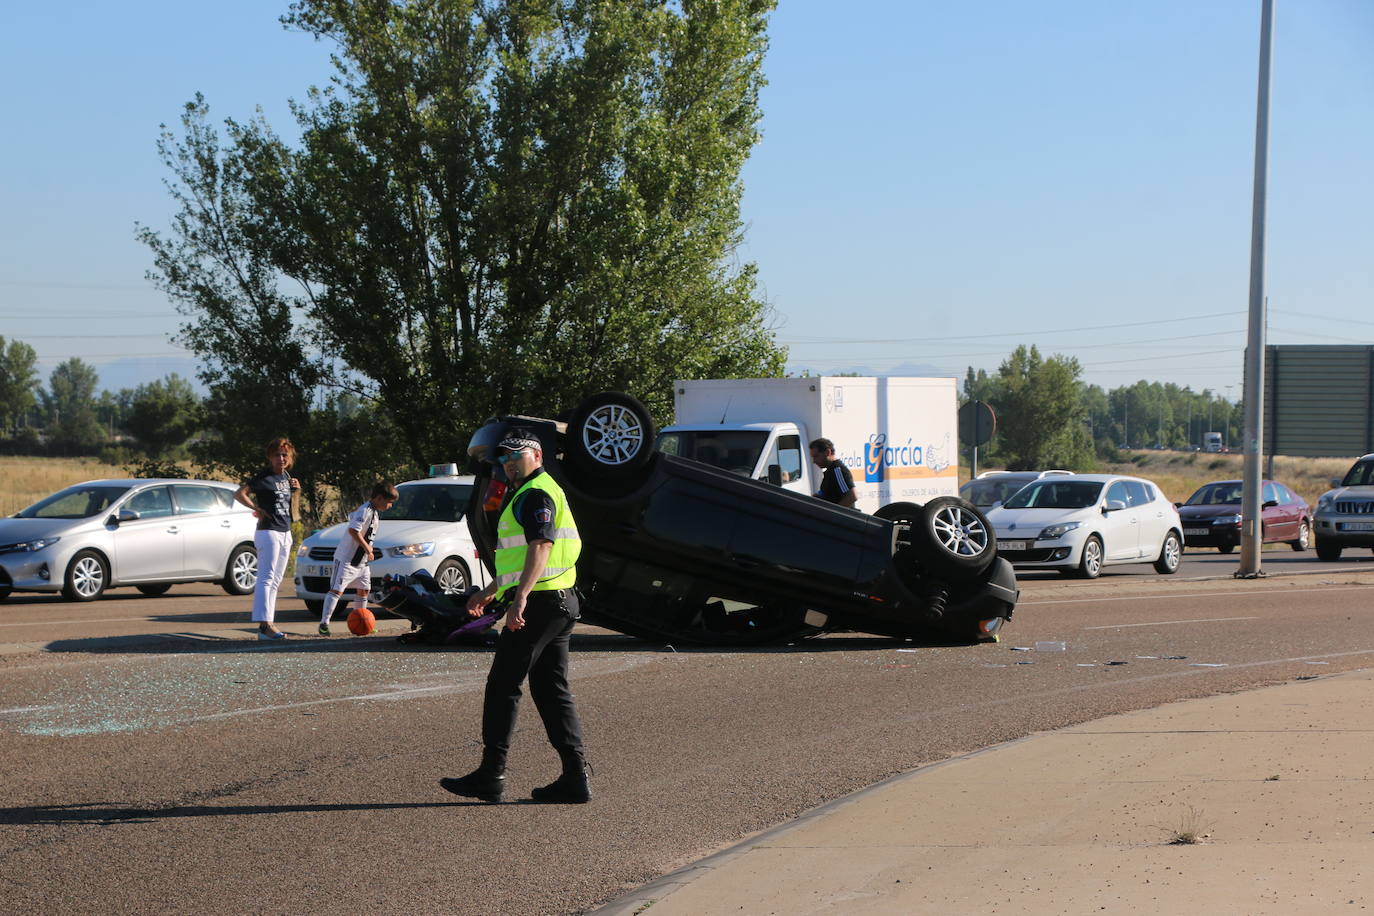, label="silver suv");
[1313,454,1374,561]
